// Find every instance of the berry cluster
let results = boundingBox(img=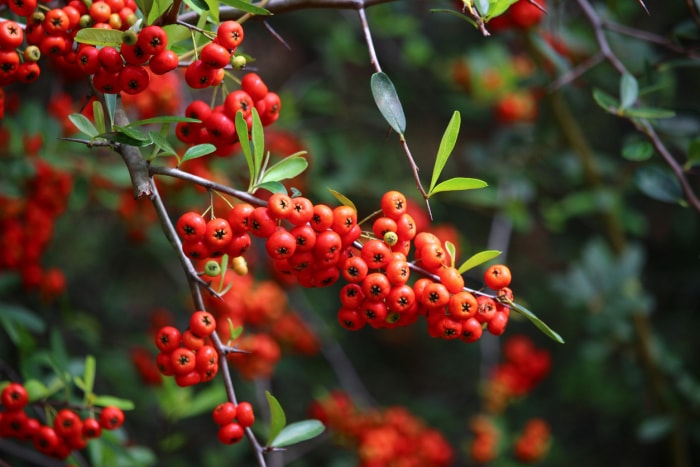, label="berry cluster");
[212,400,255,445]
[309,390,453,466]
[467,415,500,464]
[154,310,220,387]
[487,0,546,31]
[175,72,281,154]
[514,417,551,463]
[0,382,124,460]
[201,271,319,380]
[176,190,516,344]
[0,159,72,300]
[483,334,551,413]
